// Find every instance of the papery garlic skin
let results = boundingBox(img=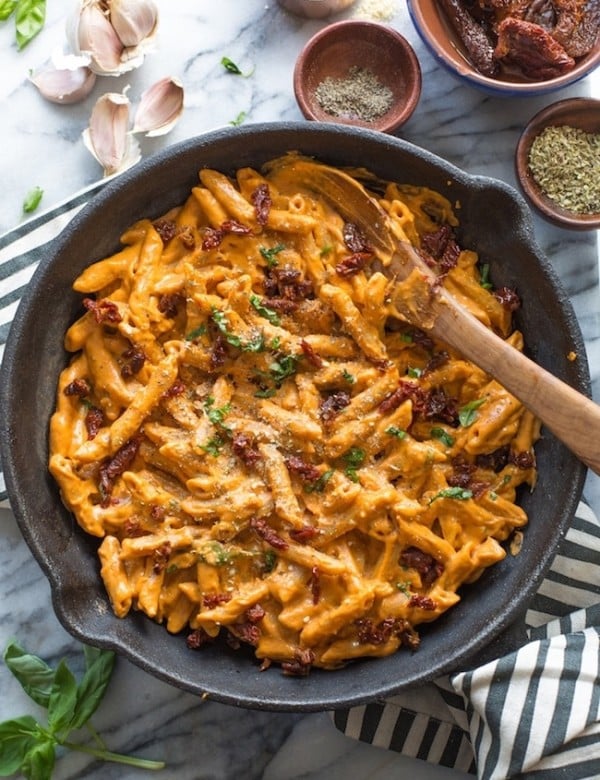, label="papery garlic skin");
[110,0,159,48]
[66,0,158,77]
[30,62,97,104]
[67,1,125,75]
[132,76,184,137]
[83,91,141,176]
